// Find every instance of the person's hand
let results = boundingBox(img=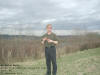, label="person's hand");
[41,37,47,44]
[47,39,53,43]
[43,37,47,41]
